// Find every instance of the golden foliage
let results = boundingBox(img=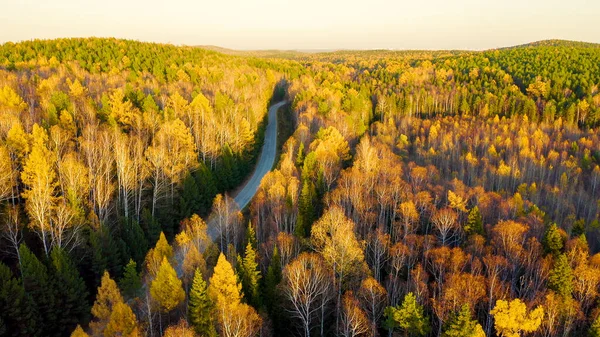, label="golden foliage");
[150,257,185,313]
[491,299,543,337]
